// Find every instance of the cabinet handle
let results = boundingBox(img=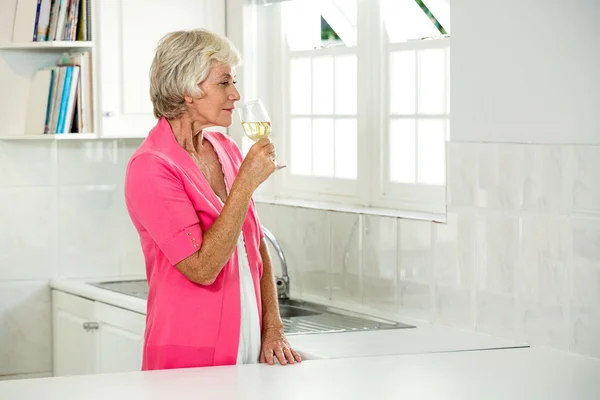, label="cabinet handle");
[83,322,99,331]
[103,111,115,117]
